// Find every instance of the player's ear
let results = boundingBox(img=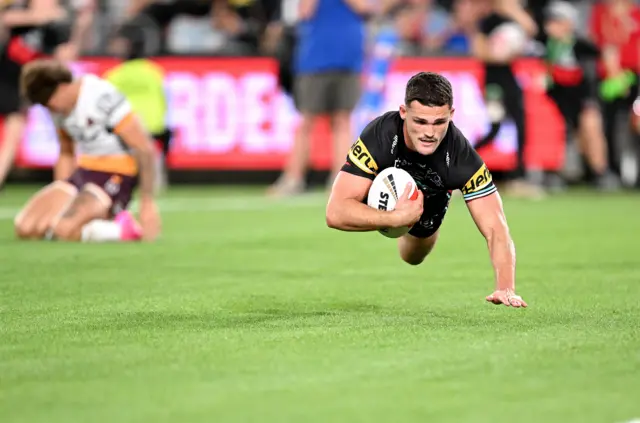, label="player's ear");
[399,104,407,119]
[449,107,455,120]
